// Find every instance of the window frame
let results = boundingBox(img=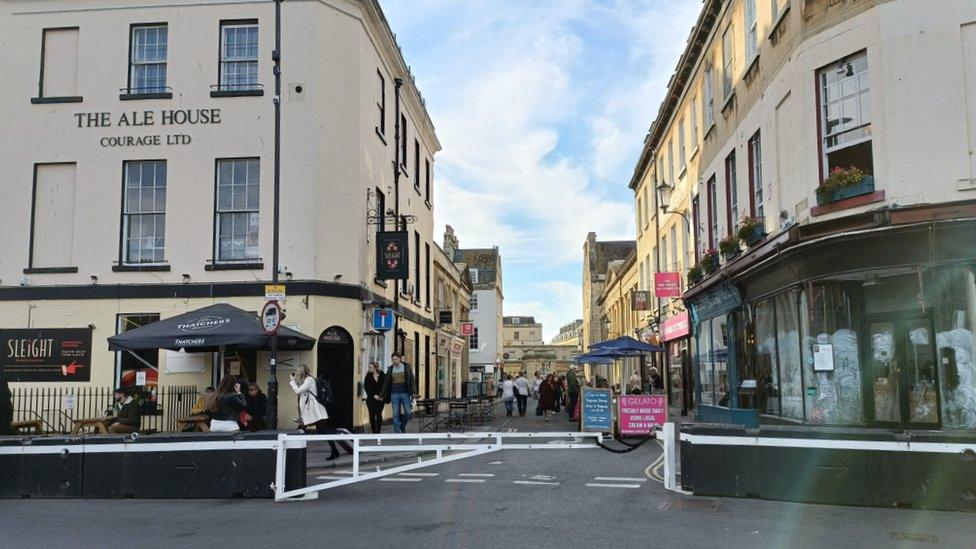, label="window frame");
[376,69,386,136]
[678,117,687,171]
[721,24,736,99]
[725,151,738,232]
[414,139,421,190]
[745,0,758,64]
[400,114,408,171]
[692,195,701,261]
[706,175,717,250]
[703,65,715,128]
[127,23,169,95]
[690,98,699,148]
[748,131,763,219]
[469,327,479,350]
[213,157,261,264]
[816,50,872,180]
[424,158,431,205]
[120,159,167,266]
[217,20,259,92]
